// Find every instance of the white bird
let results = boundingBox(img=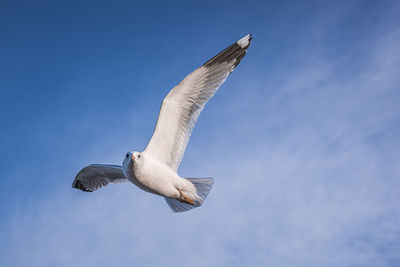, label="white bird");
[73,34,252,212]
